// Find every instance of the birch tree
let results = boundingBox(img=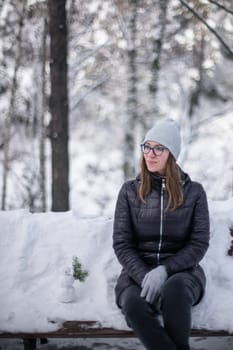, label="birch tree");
[1,0,27,210]
[124,0,138,180]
